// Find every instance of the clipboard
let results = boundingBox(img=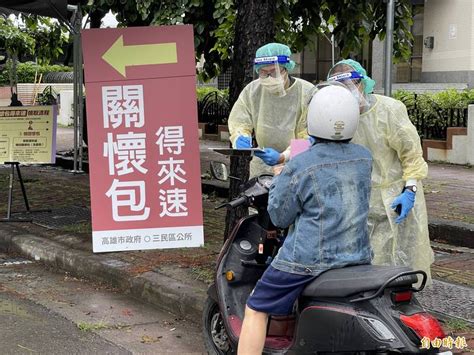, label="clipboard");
[208,147,264,156]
